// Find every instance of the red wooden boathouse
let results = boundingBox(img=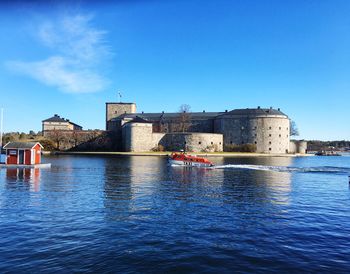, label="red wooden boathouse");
[3,142,43,165]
